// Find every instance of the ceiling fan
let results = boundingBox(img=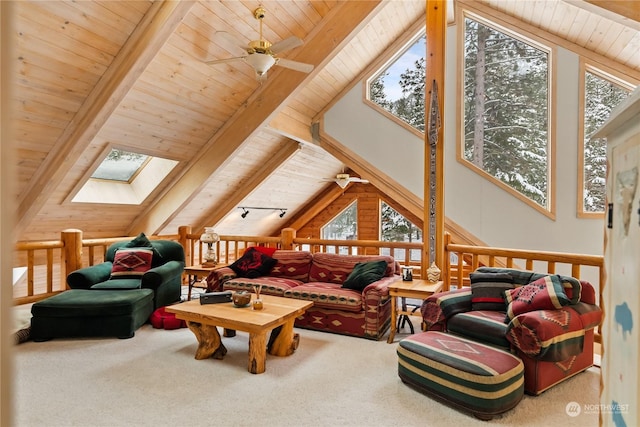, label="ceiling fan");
[323,173,370,189]
[205,7,314,80]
